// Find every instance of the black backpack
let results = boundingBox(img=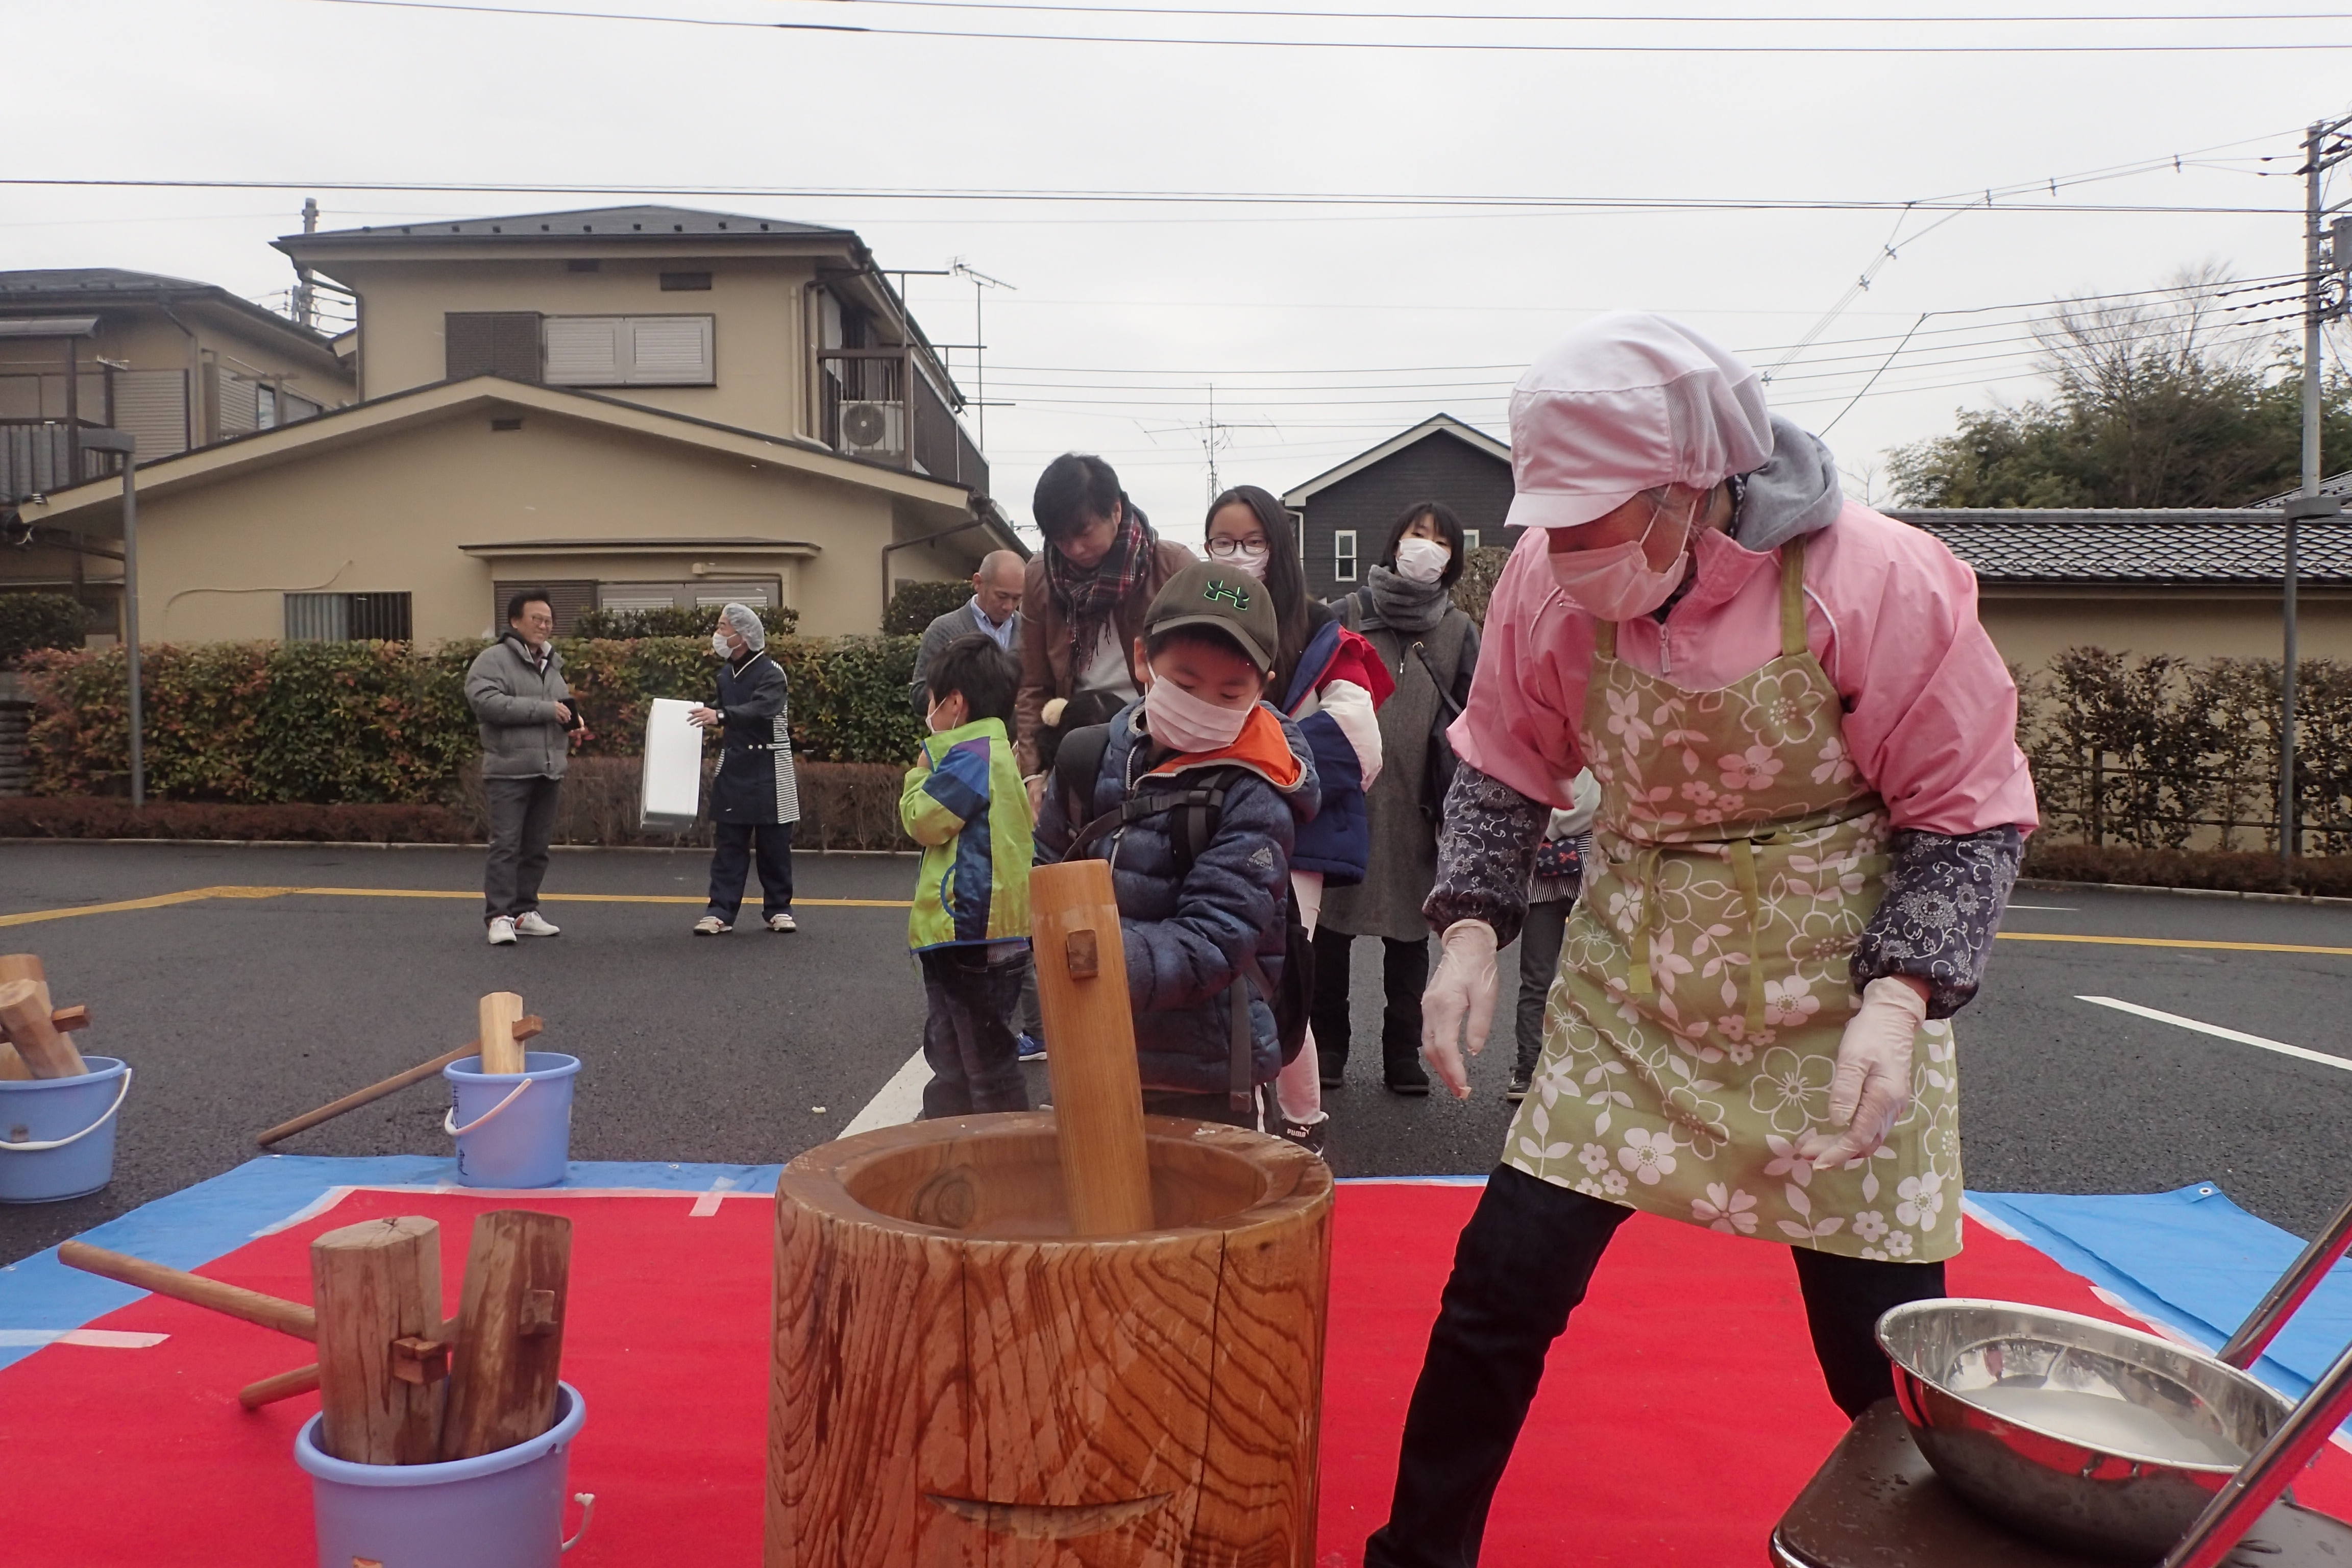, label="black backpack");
[1048,723,1316,1110]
